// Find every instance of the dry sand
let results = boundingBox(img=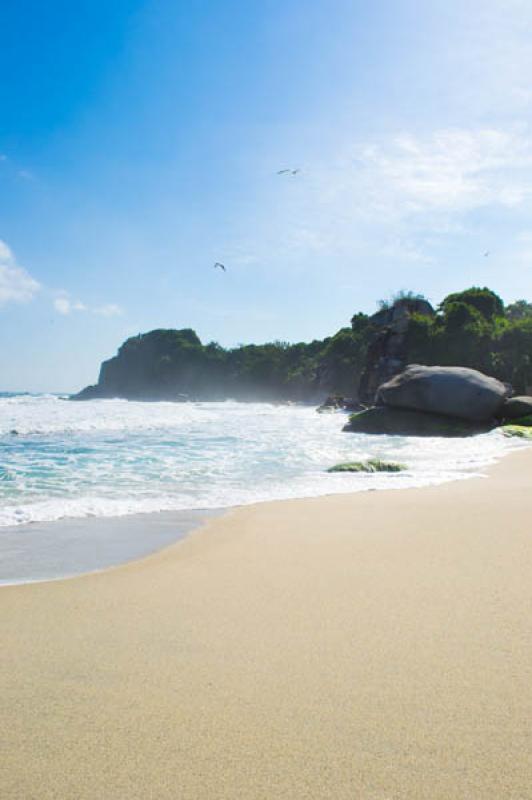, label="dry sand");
[2,449,532,799]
